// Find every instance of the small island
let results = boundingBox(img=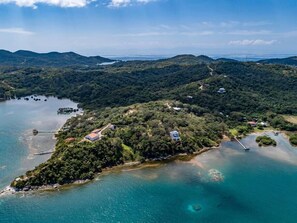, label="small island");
[256,135,277,147]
